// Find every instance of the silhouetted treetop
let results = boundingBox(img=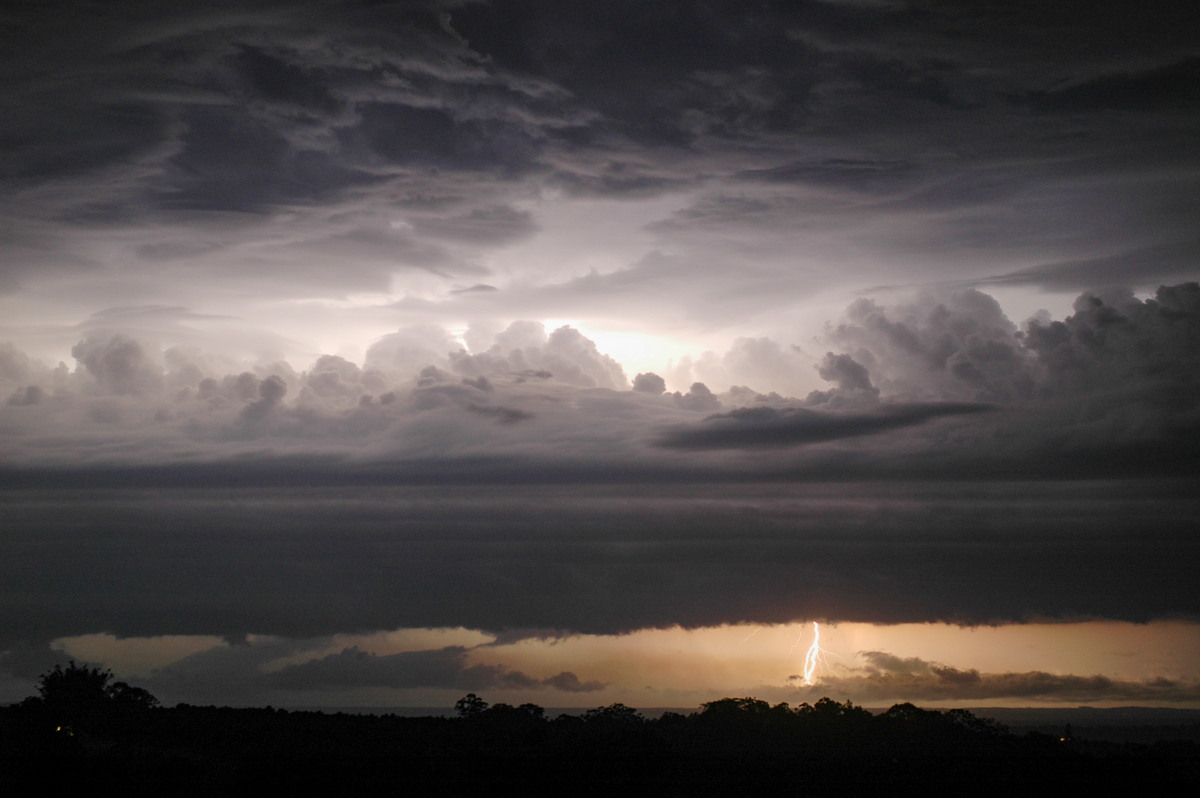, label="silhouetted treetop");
[454,692,488,718]
[700,697,772,716]
[581,702,644,726]
[37,661,112,707]
[31,661,158,726]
